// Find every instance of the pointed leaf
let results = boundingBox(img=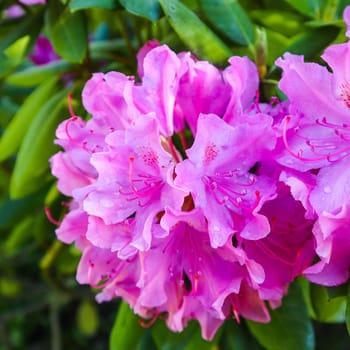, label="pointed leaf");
[69,0,120,11]
[159,0,232,63]
[0,77,59,161]
[246,282,315,350]
[286,26,339,59]
[10,89,68,199]
[119,0,160,21]
[45,2,87,63]
[310,284,346,322]
[199,0,255,47]
[6,60,74,87]
[109,301,148,350]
